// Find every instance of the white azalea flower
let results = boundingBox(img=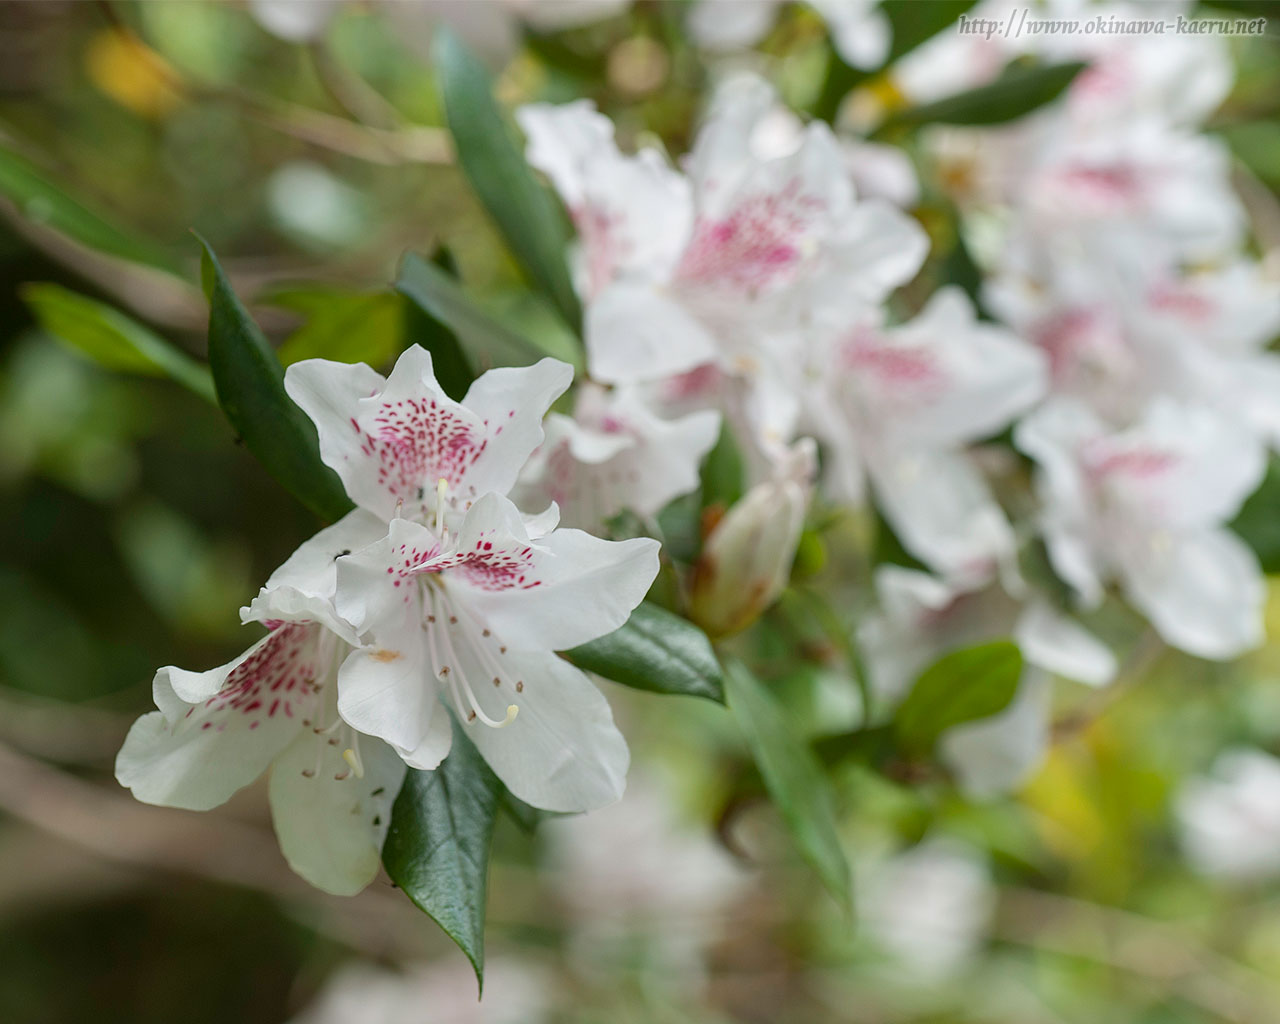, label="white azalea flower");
[116,512,406,896]
[859,836,995,978]
[805,286,1047,584]
[519,77,926,470]
[285,347,661,812]
[287,957,552,1024]
[1177,747,1280,881]
[514,382,720,531]
[859,566,1115,796]
[1016,398,1267,660]
[544,772,747,993]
